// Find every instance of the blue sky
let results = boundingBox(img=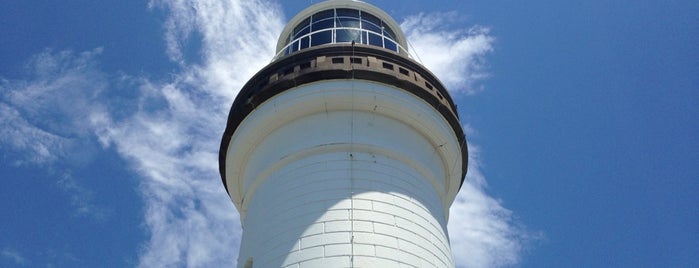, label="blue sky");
[1,0,697,267]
